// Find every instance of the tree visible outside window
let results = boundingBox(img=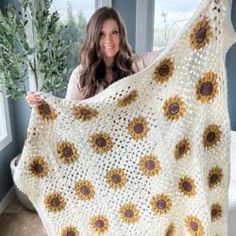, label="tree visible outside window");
[50,0,95,74]
[0,0,95,150]
[153,0,201,49]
